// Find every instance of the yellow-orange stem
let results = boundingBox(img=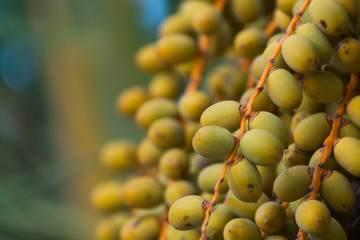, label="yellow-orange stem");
[214,0,227,11]
[281,201,289,209]
[297,73,359,240]
[199,141,240,240]
[246,74,256,89]
[186,35,210,93]
[265,18,278,37]
[238,58,253,73]
[200,1,312,239]
[159,206,169,240]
